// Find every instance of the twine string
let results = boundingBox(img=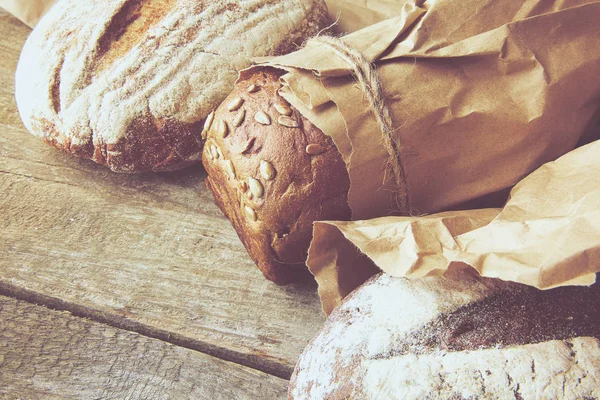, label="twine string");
[309,36,409,213]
